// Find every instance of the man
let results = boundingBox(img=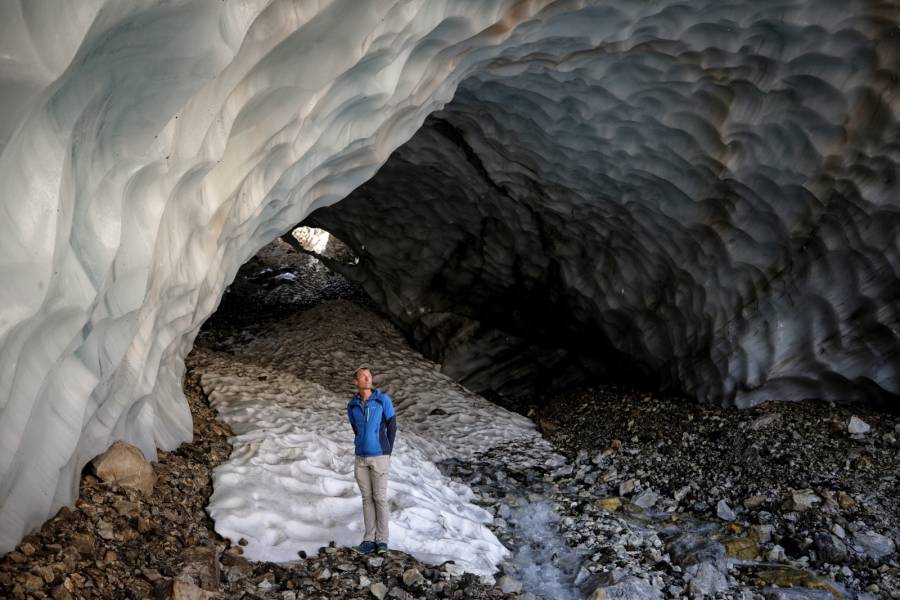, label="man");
[347,366,397,555]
